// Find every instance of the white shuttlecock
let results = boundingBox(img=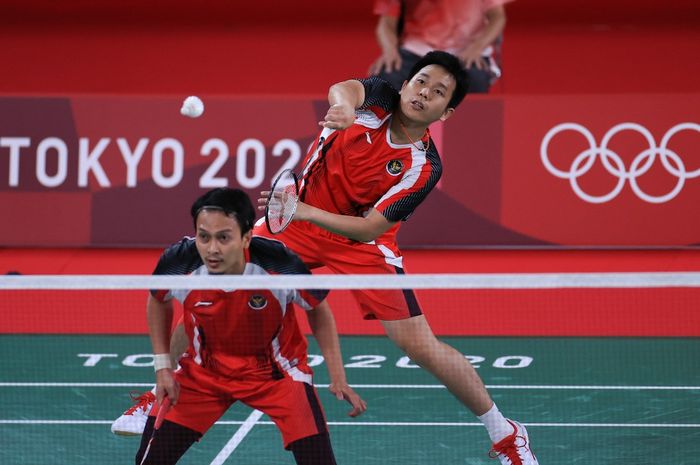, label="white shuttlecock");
[180,96,204,118]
